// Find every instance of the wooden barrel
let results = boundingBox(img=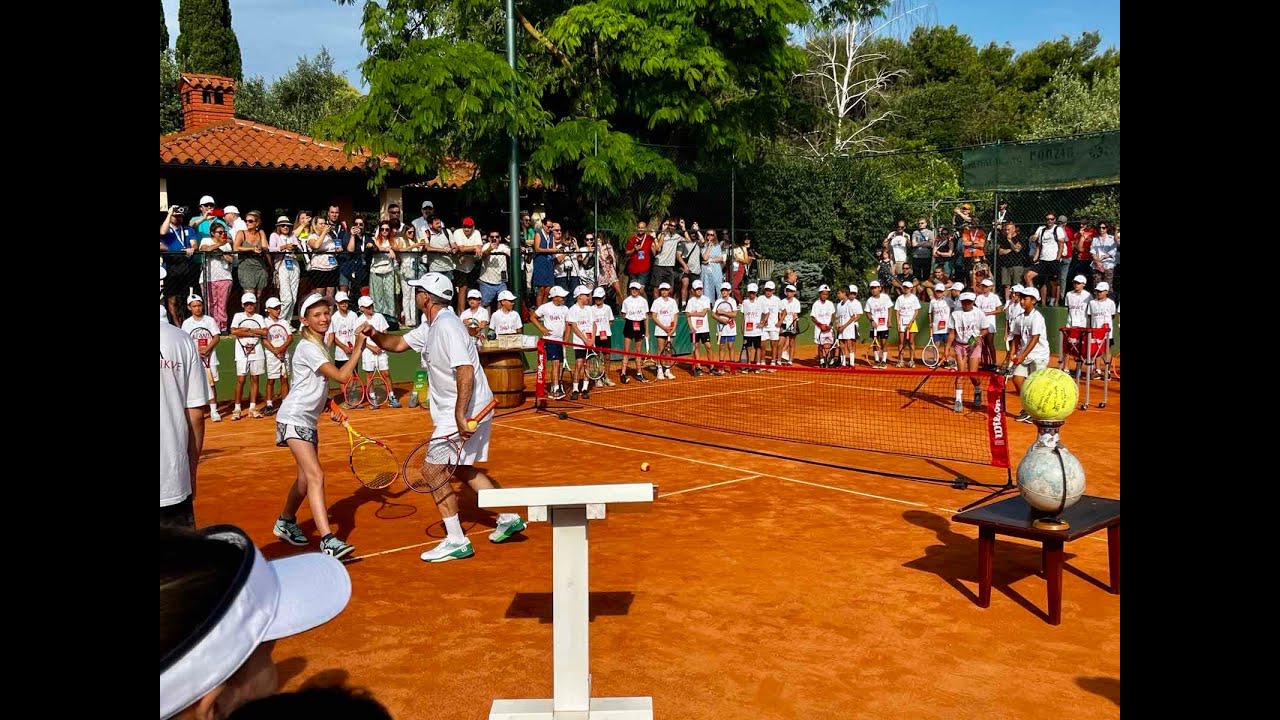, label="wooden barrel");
[482,351,525,408]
